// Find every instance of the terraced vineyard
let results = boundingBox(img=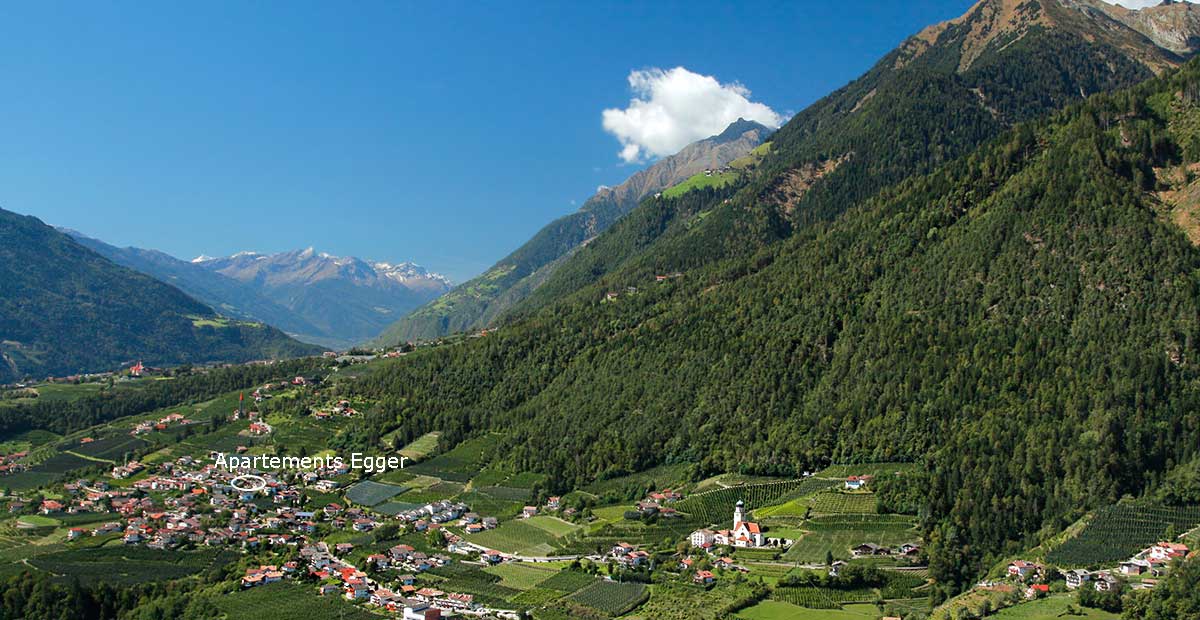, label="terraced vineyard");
[404,434,499,482]
[807,491,877,515]
[1045,503,1200,566]
[676,479,810,525]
